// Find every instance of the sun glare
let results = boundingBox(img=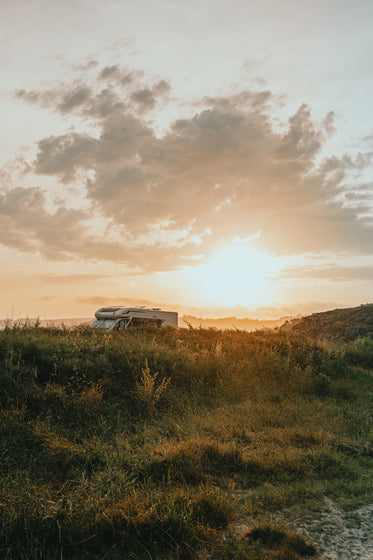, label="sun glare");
[188,244,279,307]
